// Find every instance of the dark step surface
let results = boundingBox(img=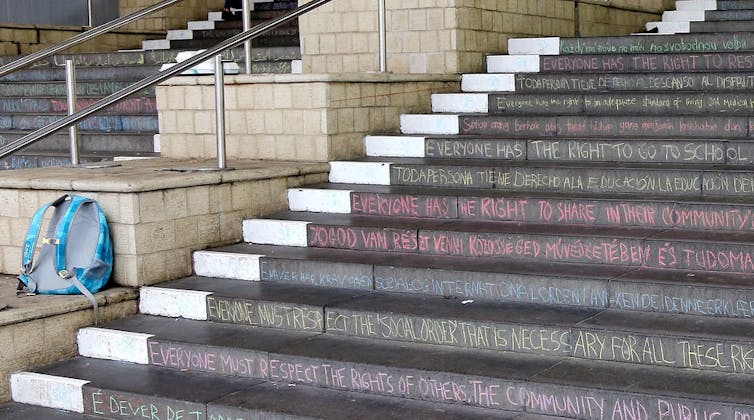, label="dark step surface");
[513,72,754,93]
[0,132,155,153]
[0,114,157,133]
[0,81,153,98]
[559,32,753,55]
[718,0,754,10]
[148,278,754,375]
[0,65,160,82]
[213,242,754,319]
[0,402,109,419]
[489,92,754,116]
[455,114,754,139]
[706,10,754,21]
[691,21,754,33]
[189,26,298,40]
[45,316,754,416]
[0,152,129,170]
[419,136,754,166]
[167,34,299,50]
[0,97,157,115]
